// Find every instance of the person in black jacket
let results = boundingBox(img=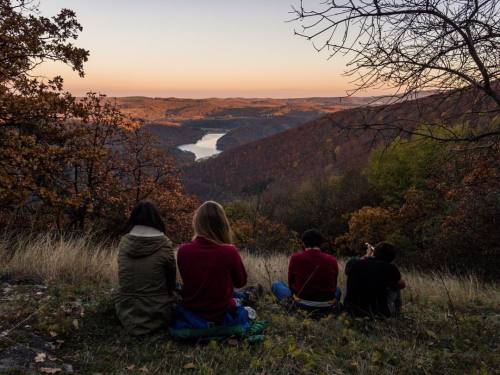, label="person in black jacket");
[344,242,406,317]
